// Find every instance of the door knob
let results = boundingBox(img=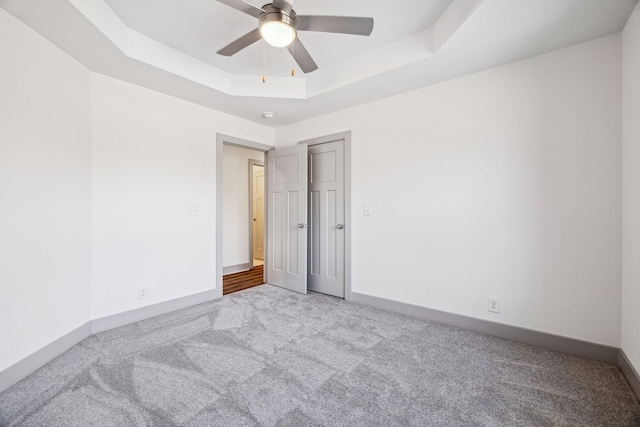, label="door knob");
[337,224,344,230]
[298,223,307,229]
